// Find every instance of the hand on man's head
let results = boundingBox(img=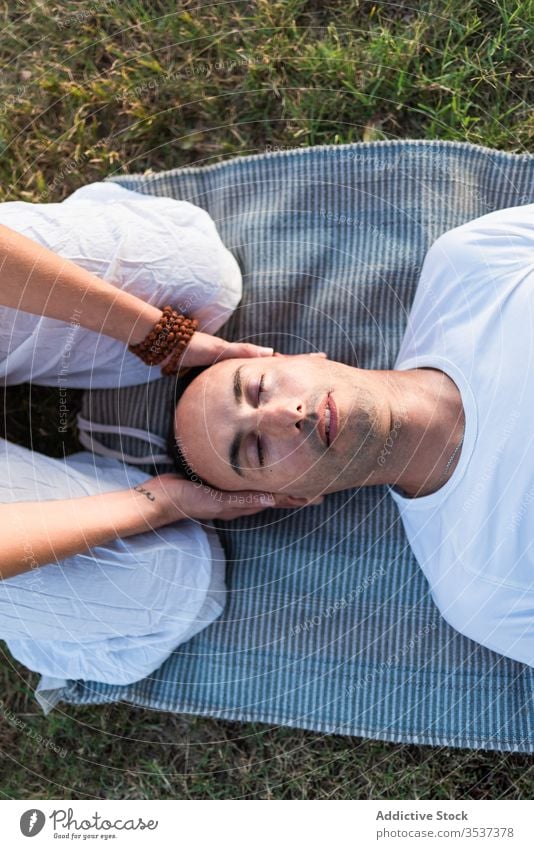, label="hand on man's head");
[138,473,324,526]
[176,330,275,369]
